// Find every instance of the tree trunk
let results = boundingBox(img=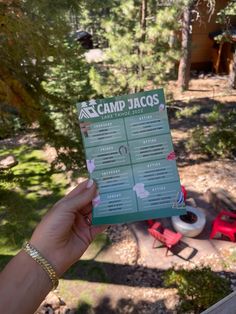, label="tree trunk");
[229,44,236,89]
[140,0,147,42]
[178,1,195,91]
[138,0,147,88]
